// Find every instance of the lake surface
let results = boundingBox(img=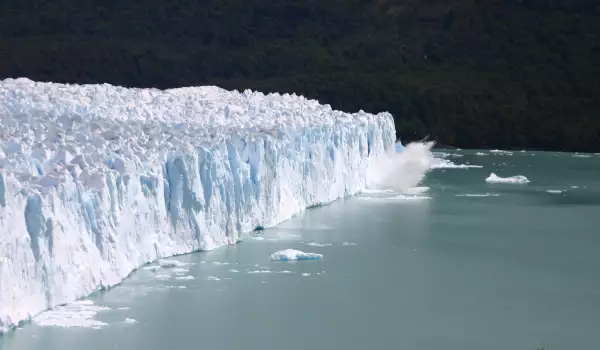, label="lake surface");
[2,150,600,350]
